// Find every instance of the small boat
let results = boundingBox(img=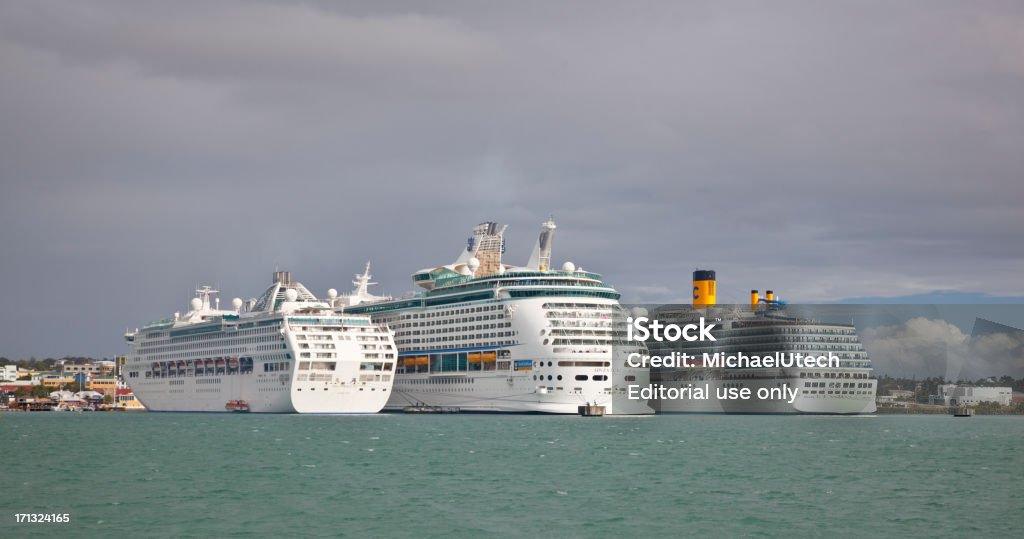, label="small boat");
[577,404,606,417]
[225,400,250,413]
[402,404,460,414]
